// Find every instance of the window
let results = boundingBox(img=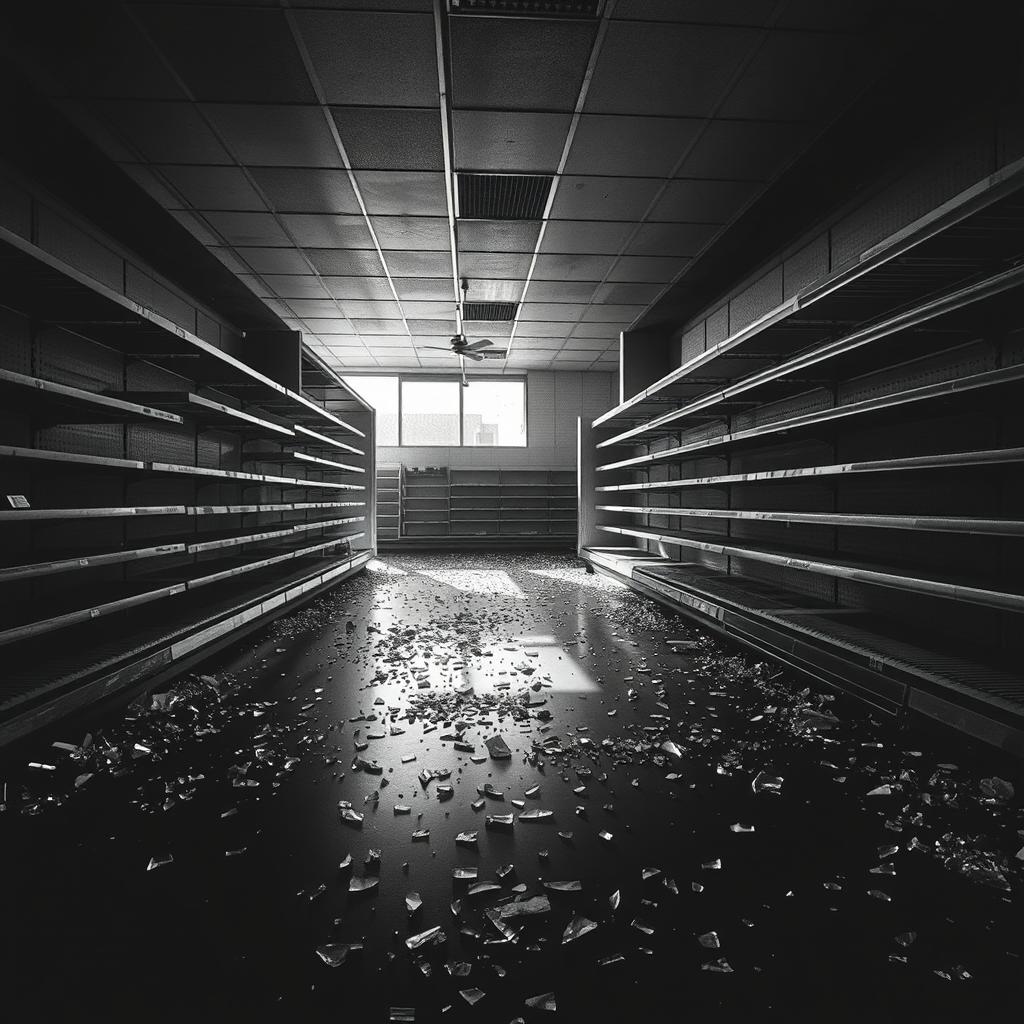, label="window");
[462,380,526,446]
[341,376,398,446]
[401,379,461,446]
[341,375,527,447]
